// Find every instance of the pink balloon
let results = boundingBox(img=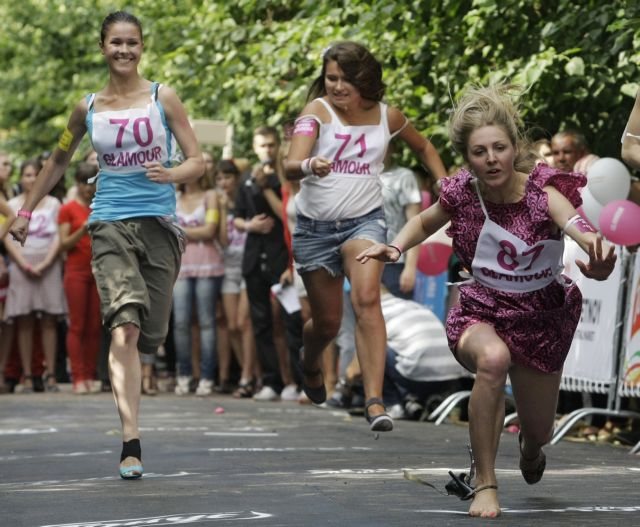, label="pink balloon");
[421,190,433,210]
[417,242,453,276]
[599,199,640,246]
